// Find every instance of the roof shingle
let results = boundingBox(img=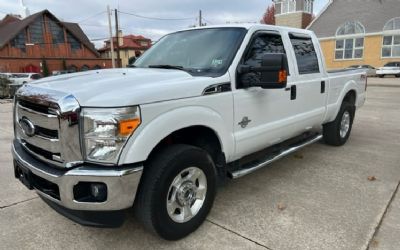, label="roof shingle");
[308,0,400,37]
